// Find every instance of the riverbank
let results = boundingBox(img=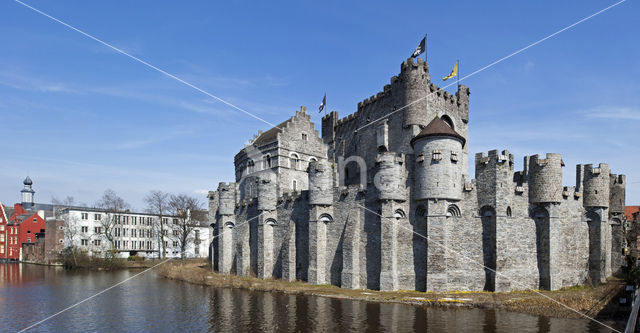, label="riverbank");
[157,260,629,321]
